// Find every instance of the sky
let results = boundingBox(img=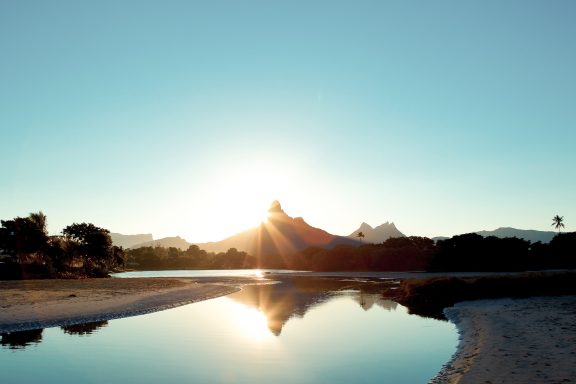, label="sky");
[1,0,575,242]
